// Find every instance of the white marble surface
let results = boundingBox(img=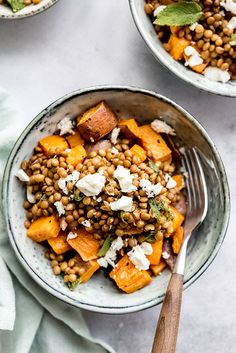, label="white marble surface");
[0,1,235,352]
